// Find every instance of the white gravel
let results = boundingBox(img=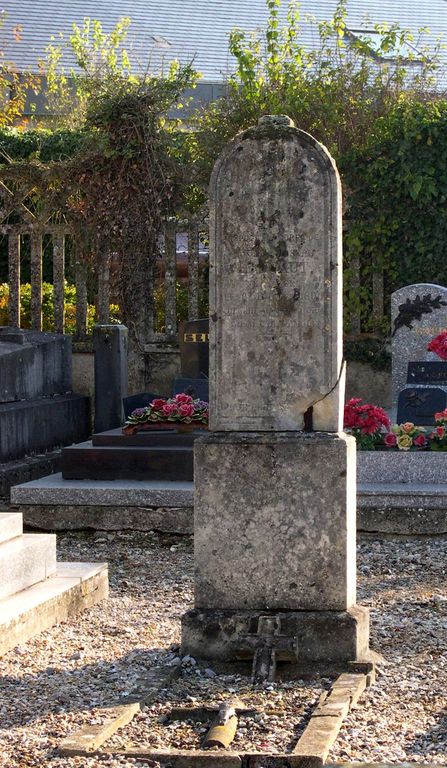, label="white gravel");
[0,529,445,767]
